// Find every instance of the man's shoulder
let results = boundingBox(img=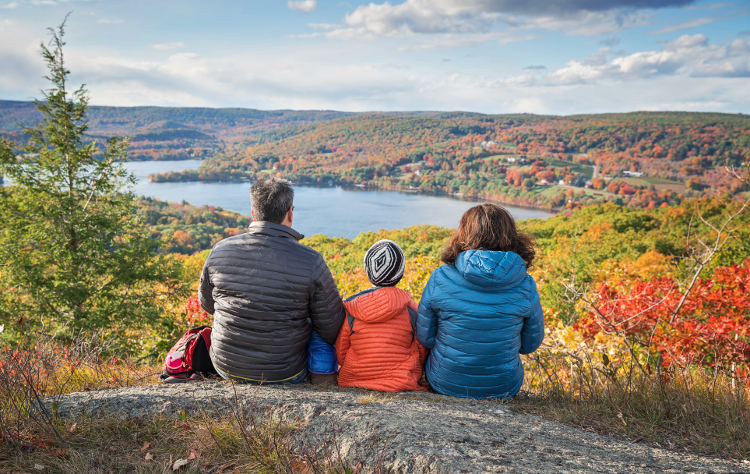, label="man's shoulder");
[210,232,324,263]
[297,242,326,263]
[211,233,247,249]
